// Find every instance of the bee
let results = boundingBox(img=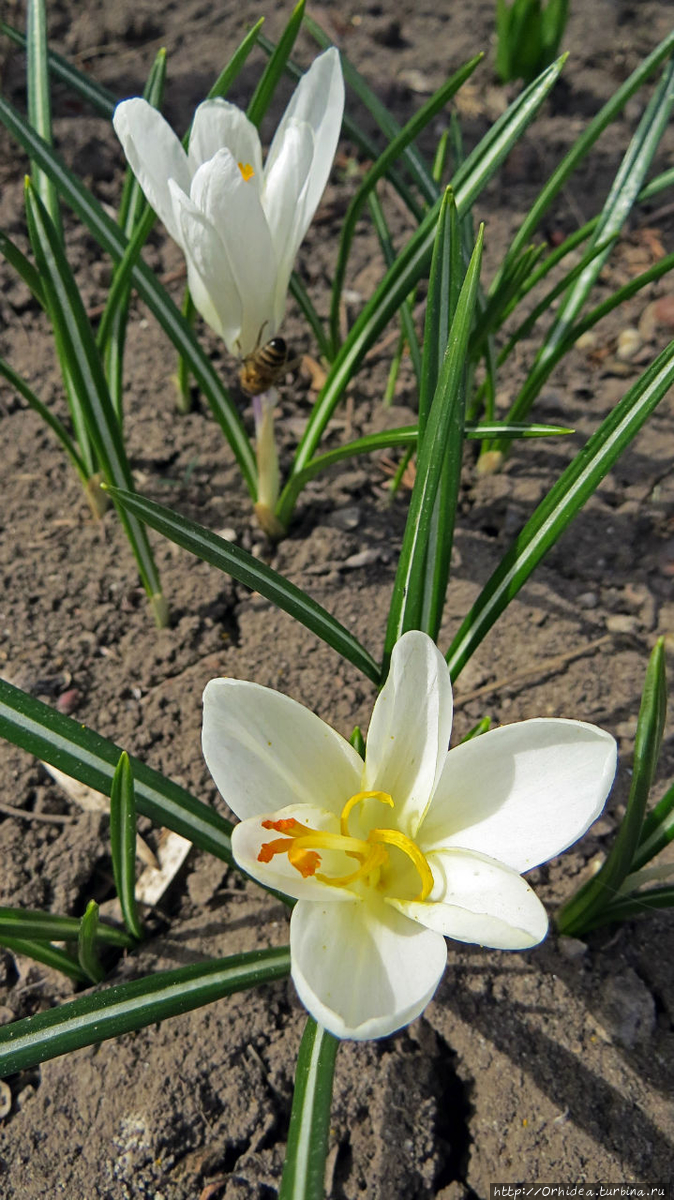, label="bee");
[239,336,291,397]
